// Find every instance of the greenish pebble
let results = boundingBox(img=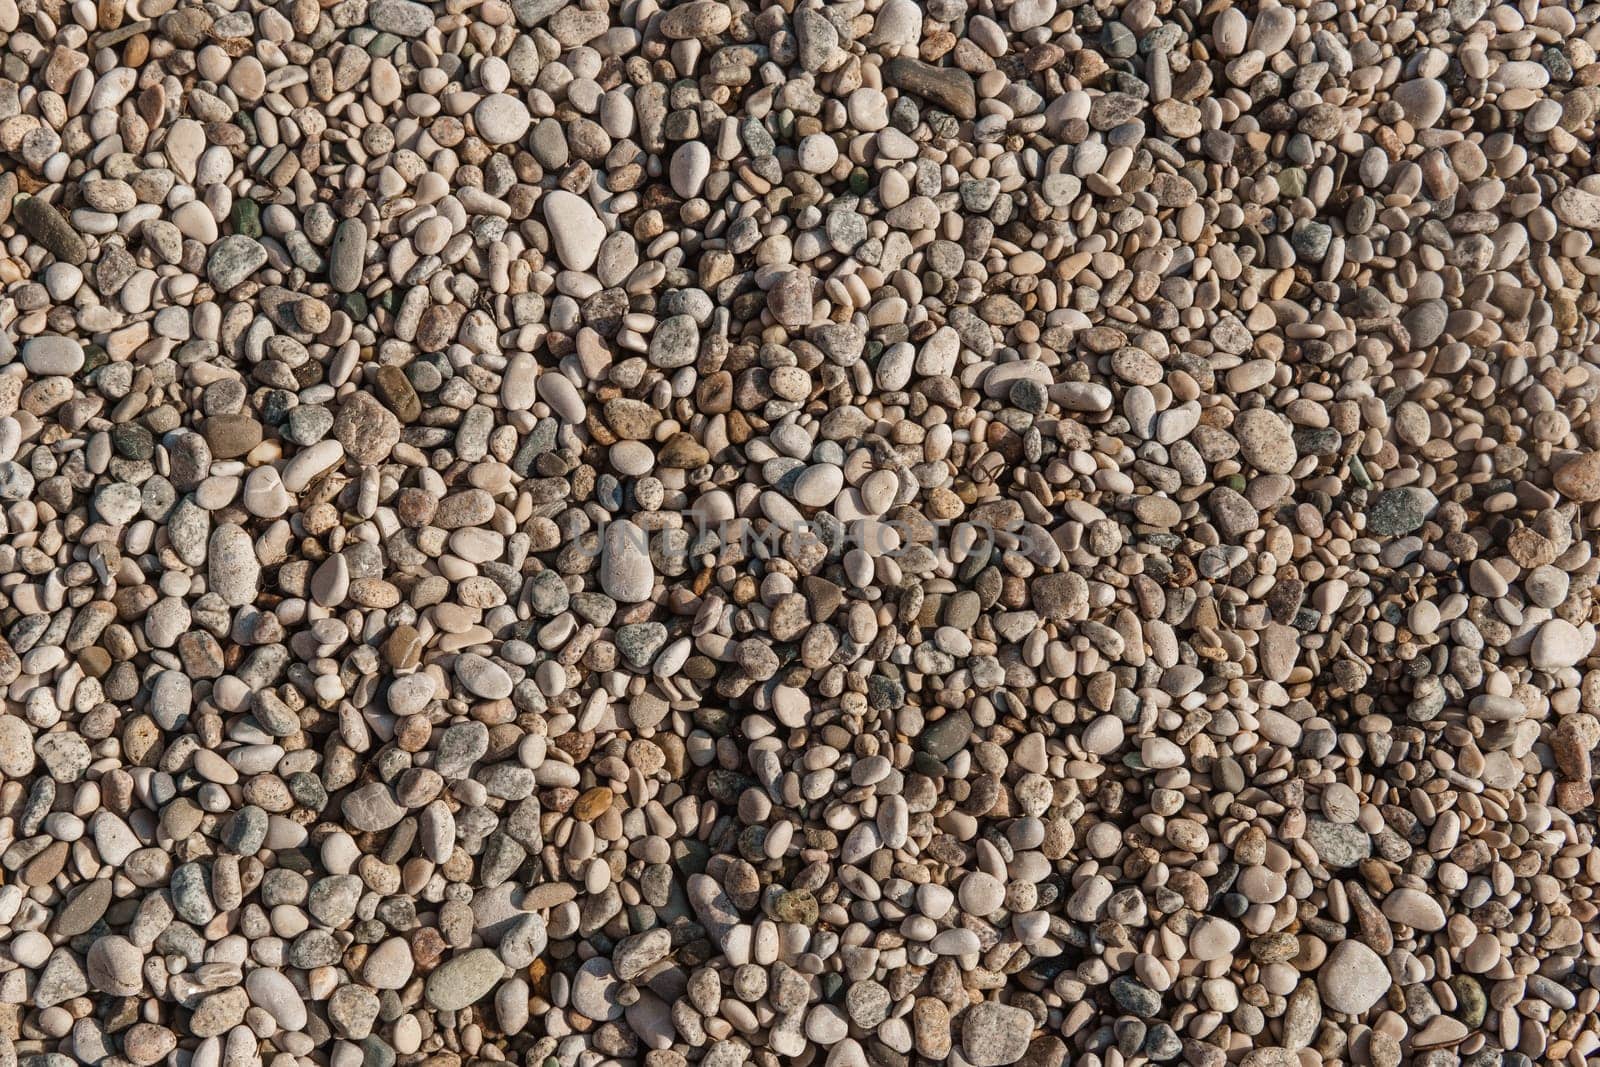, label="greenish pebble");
[1290,220,1332,260]
[231,198,262,238]
[615,621,667,667]
[1544,47,1572,82]
[1366,486,1438,536]
[81,343,109,376]
[1109,975,1161,1017]
[866,674,904,710]
[1452,975,1487,1029]
[111,424,155,460]
[773,889,818,925]
[695,708,733,737]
